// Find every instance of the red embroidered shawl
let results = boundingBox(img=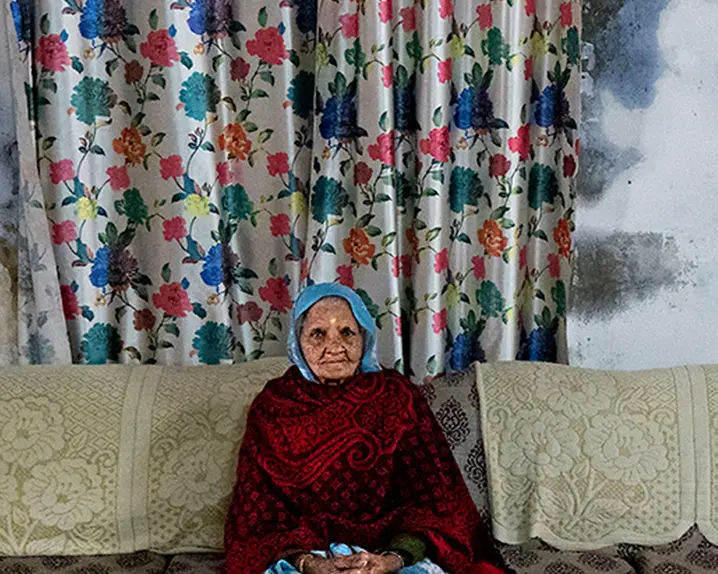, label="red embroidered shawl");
[224,367,504,574]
